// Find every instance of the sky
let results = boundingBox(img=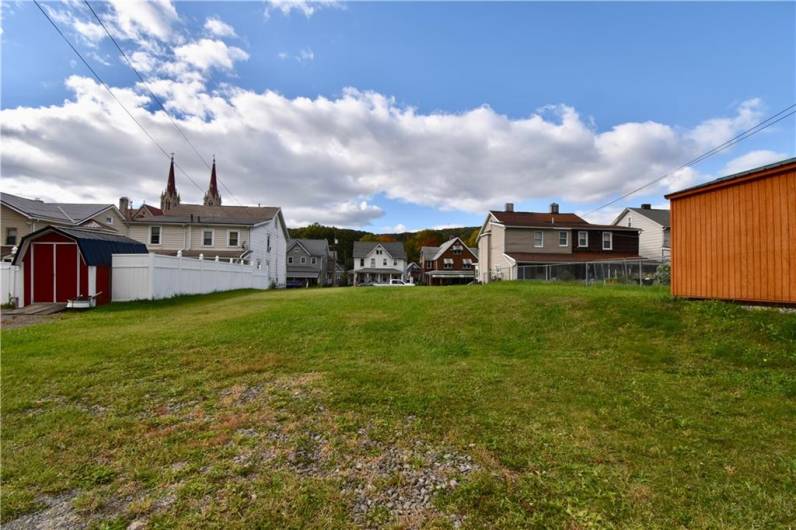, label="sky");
[1,1,794,231]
